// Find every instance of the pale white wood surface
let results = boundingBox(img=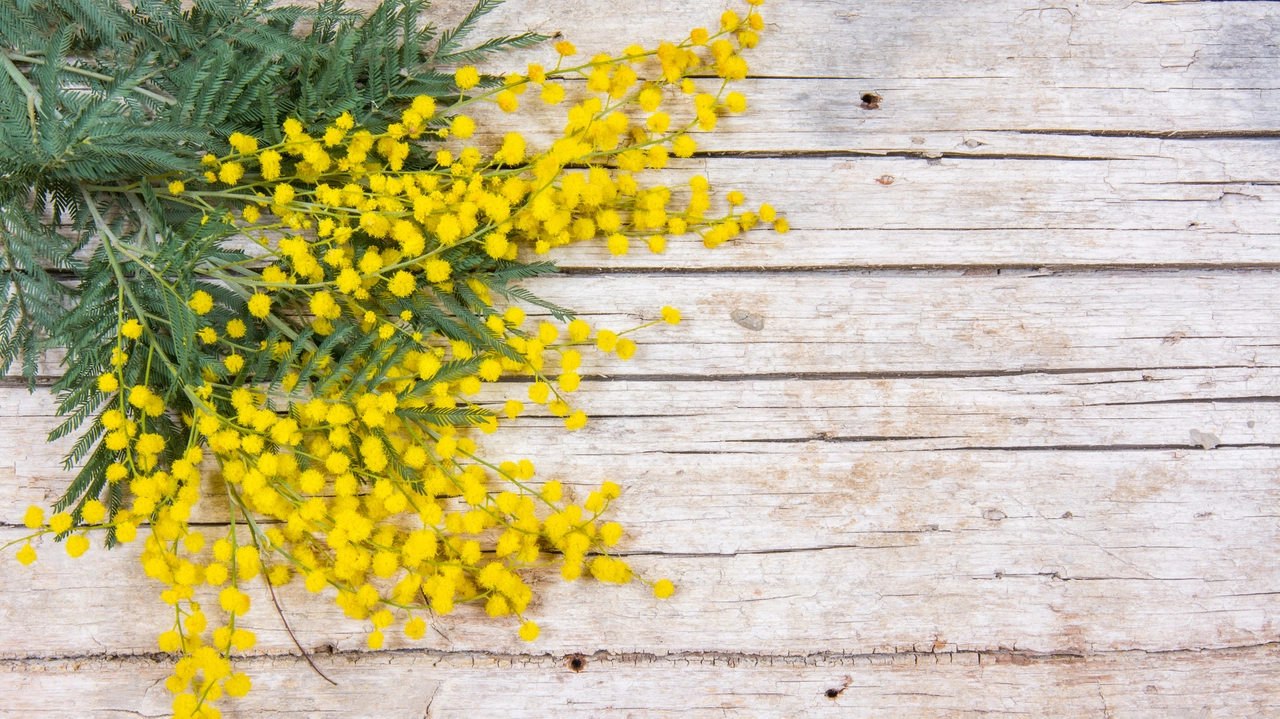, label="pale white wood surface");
[5,0,1280,715]
[5,646,1278,718]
